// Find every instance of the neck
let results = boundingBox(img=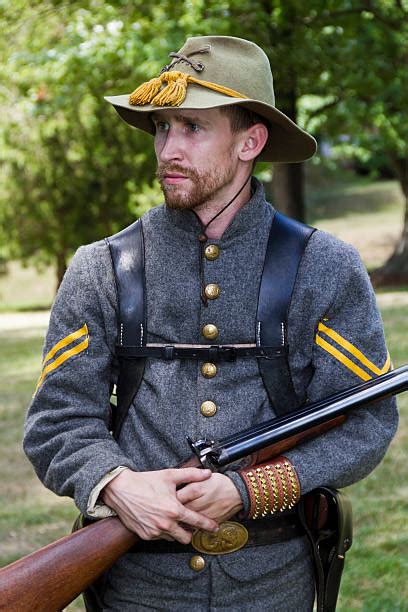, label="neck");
[193,173,252,239]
